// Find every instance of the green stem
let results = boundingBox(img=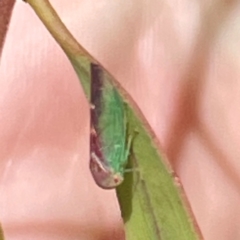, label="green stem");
[25,0,97,97]
[25,0,95,62]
